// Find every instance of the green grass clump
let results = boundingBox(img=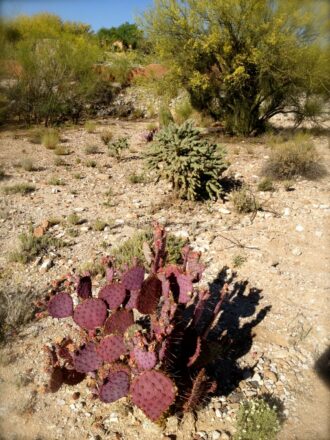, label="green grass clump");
[128,173,146,184]
[262,135,324,180]
[48,176,65,186]
[2,183,35,195]
[9,231,64,264]
[257,178,274,192]
[232,187,260,214]
[19,158,38,172]
[92,219,107,231]
[67,213,82,225]
[158,103,174,128]
[112,229,187,268]
[54,157,67,167]
[85,120,97,133]
[174,96,194,124]
[100,129,113,145]
[84,145,99,155]
[85,159,97,168]
[42,129,59,149]
[28,128,45,145]
[108,137,129,159]
[234,398,281,440]
[54,146,70,156]
[232,254,247,268]
[79,260,105,277]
